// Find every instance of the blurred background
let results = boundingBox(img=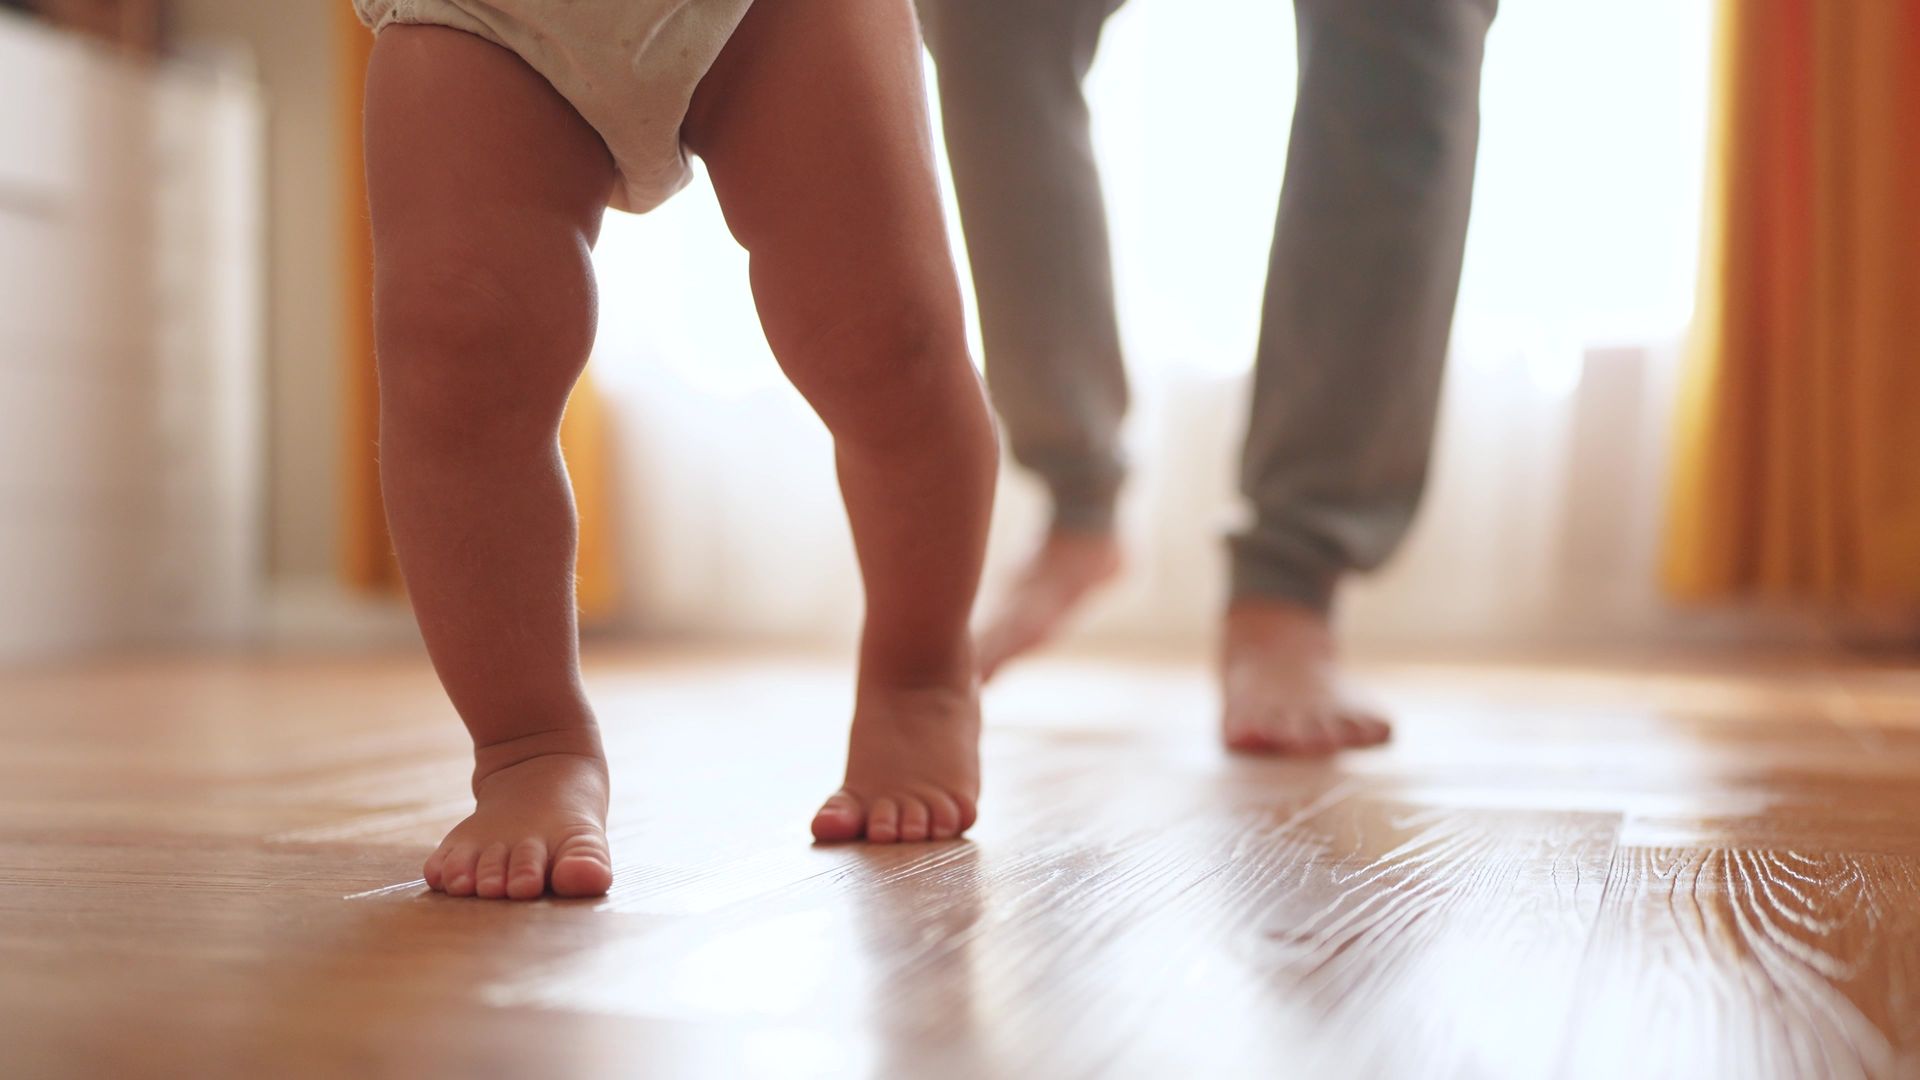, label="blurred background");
[0,0,1913,667]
